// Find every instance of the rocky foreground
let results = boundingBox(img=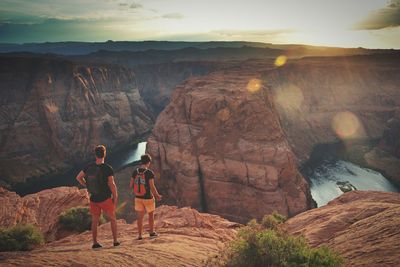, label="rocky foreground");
[0,187,88,241]
[0,189,399,266]
[0,205,240,267]
[284,191,400,267]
